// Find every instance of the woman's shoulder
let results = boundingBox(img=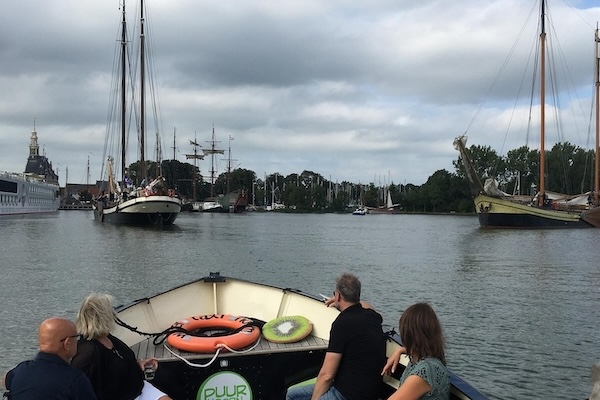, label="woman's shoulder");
[413,357,447,372]
[72,339,100,367]
[409,358,448,387]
